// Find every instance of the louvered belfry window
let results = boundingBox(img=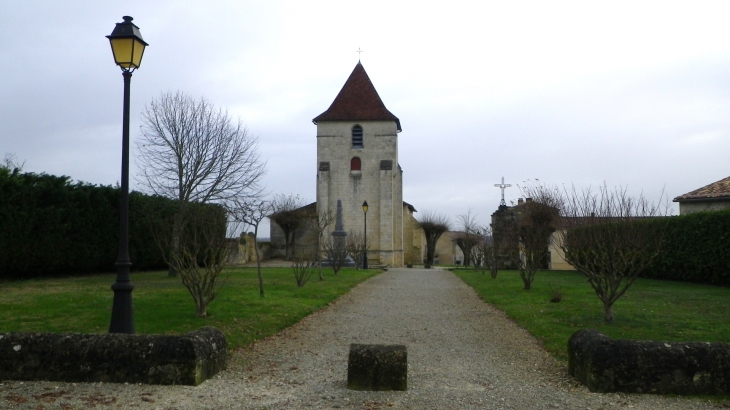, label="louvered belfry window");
[352,125,363,148]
